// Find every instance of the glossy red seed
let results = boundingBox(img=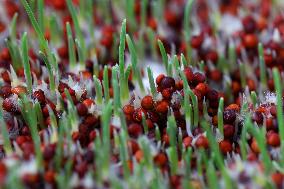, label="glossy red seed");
[195,135,209,149]
[128,123,143,138]
[223,109,236,124]
[141,95,154,110]
[267,132,280,147]
[193,72,206,85]
[184,67,194,82]
[244,34,258,48]
[183,136,193,148]
[195,83,208,96]
[0,85,12,98]
[154,153,167,167]
[76,103,88,116]
[223,124,235,139]
[32,89,46,105]
[2,98,19,113]
[155,100,169,114]
[219,140,233,154]
[160,76,175,90]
